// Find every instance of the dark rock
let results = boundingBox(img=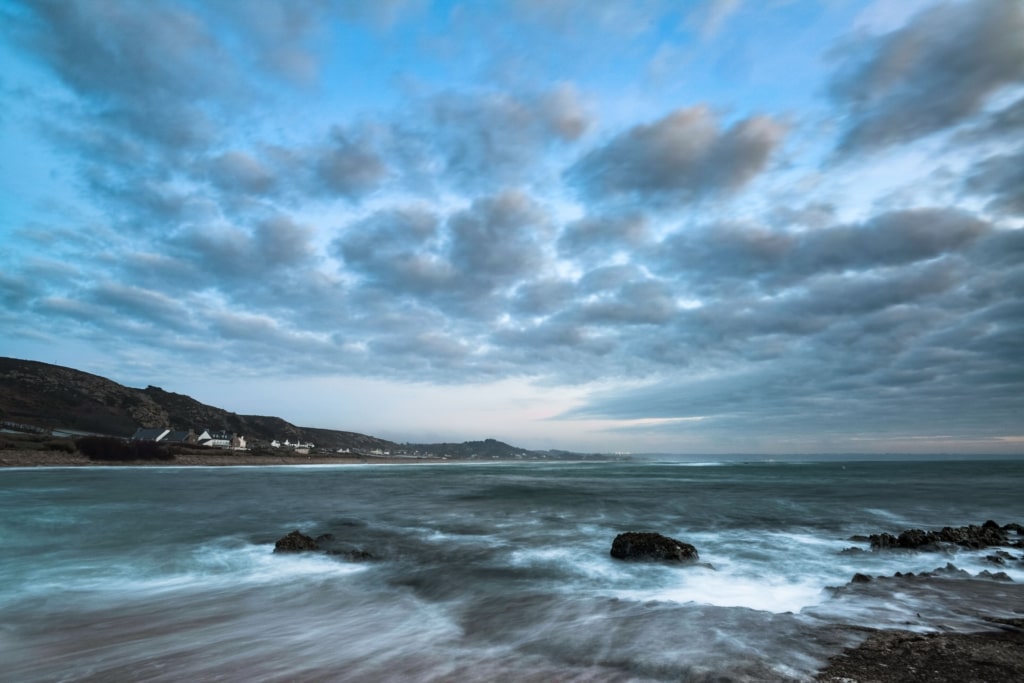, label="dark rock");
[815,619,1024,683]
[986,554,1007,566]
[839,546,864,555]
[1004,522,1024,535]
[869,522,1014,552]
[977,570,1013,582]
[898,528,931,549]
[610,532,699,563]
[851,573,872,583]
[327,548,375,562]
[869,532,899,550]
[274,529,320,553]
